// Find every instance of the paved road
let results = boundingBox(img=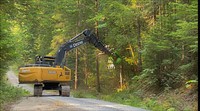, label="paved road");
[6,70,148,111]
